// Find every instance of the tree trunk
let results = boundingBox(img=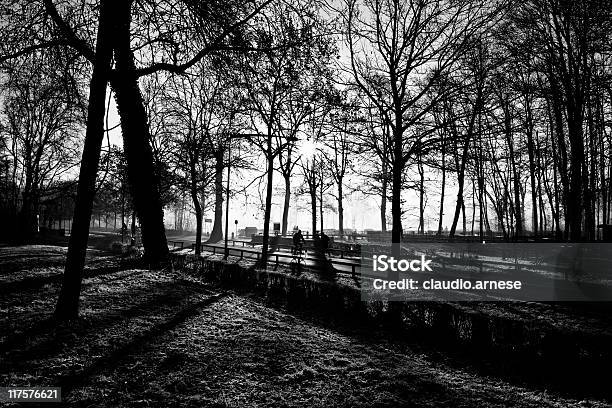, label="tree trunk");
[282,175,290,236]
[310,185,317,236]
[337,180,344,237]
[437,132,446,235]
[586,90,597,241]
[18,155,38,237]
[18,186,37,239]
[418,156,425,234]
[208,152,224,243]
[260,135,274,265]
[567,107,585,241]
[381,169,387,232]
[190,159,202,255]
[450,136,471,237]
[548,79,570,238]
[112,0,168,264]
[131,211,136,245]
[55,0,114,320]
[501,99,523,238]
[391,170,402,242]
[319,170,324,234]
[524,94,538,238]
[462,200,466,234]
[451,84,483,237]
